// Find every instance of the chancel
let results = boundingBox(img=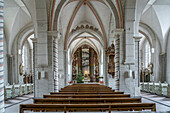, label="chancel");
[1,0,170,113]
